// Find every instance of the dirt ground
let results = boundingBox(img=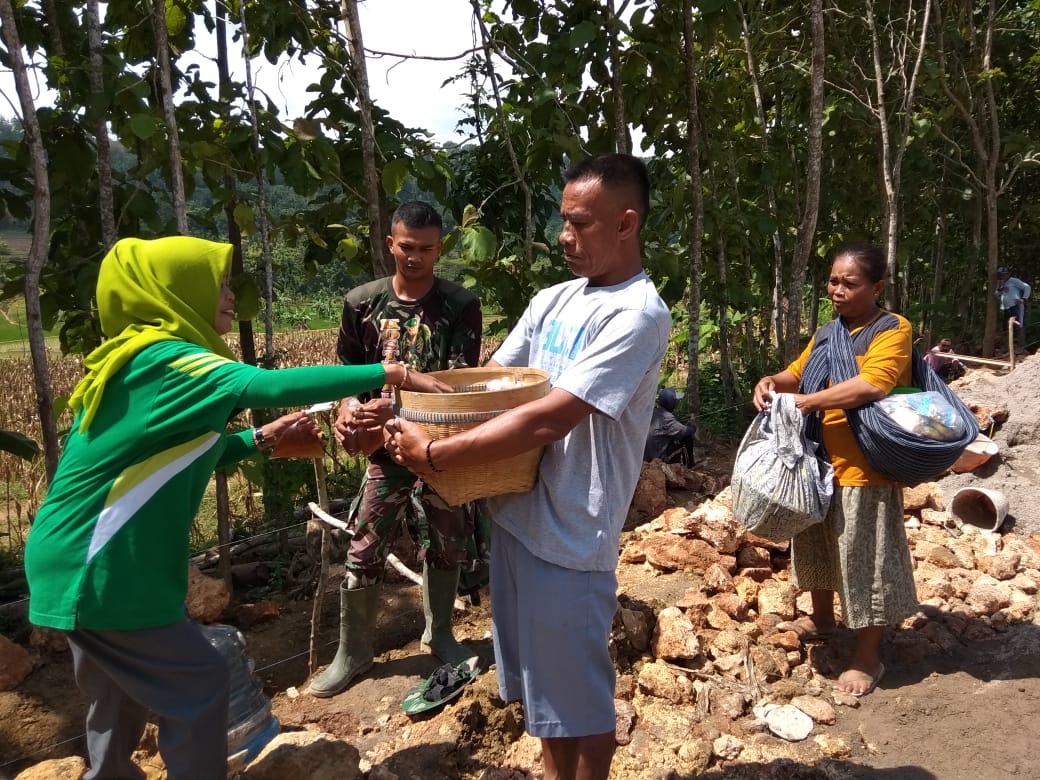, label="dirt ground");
[4,546,1039,780]
[4,359,1040,780]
